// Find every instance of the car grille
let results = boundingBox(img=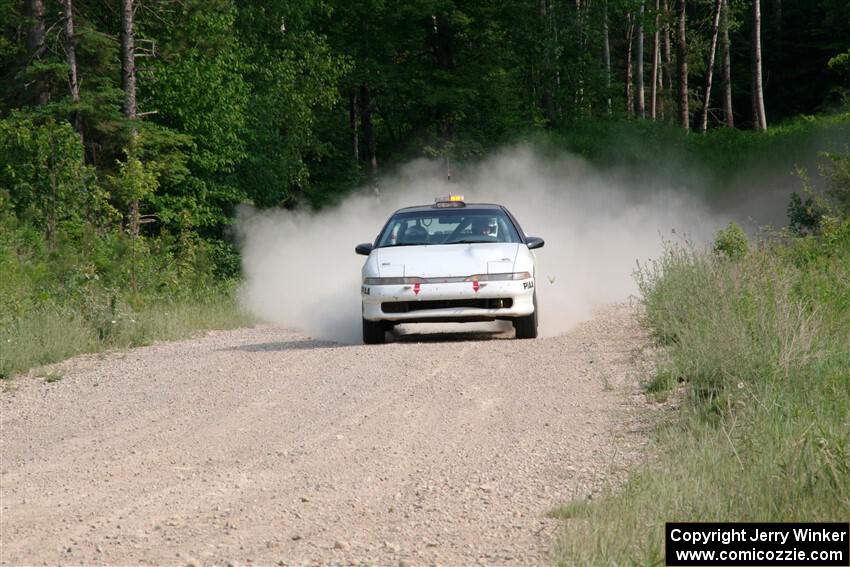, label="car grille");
[381,298,513,313]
